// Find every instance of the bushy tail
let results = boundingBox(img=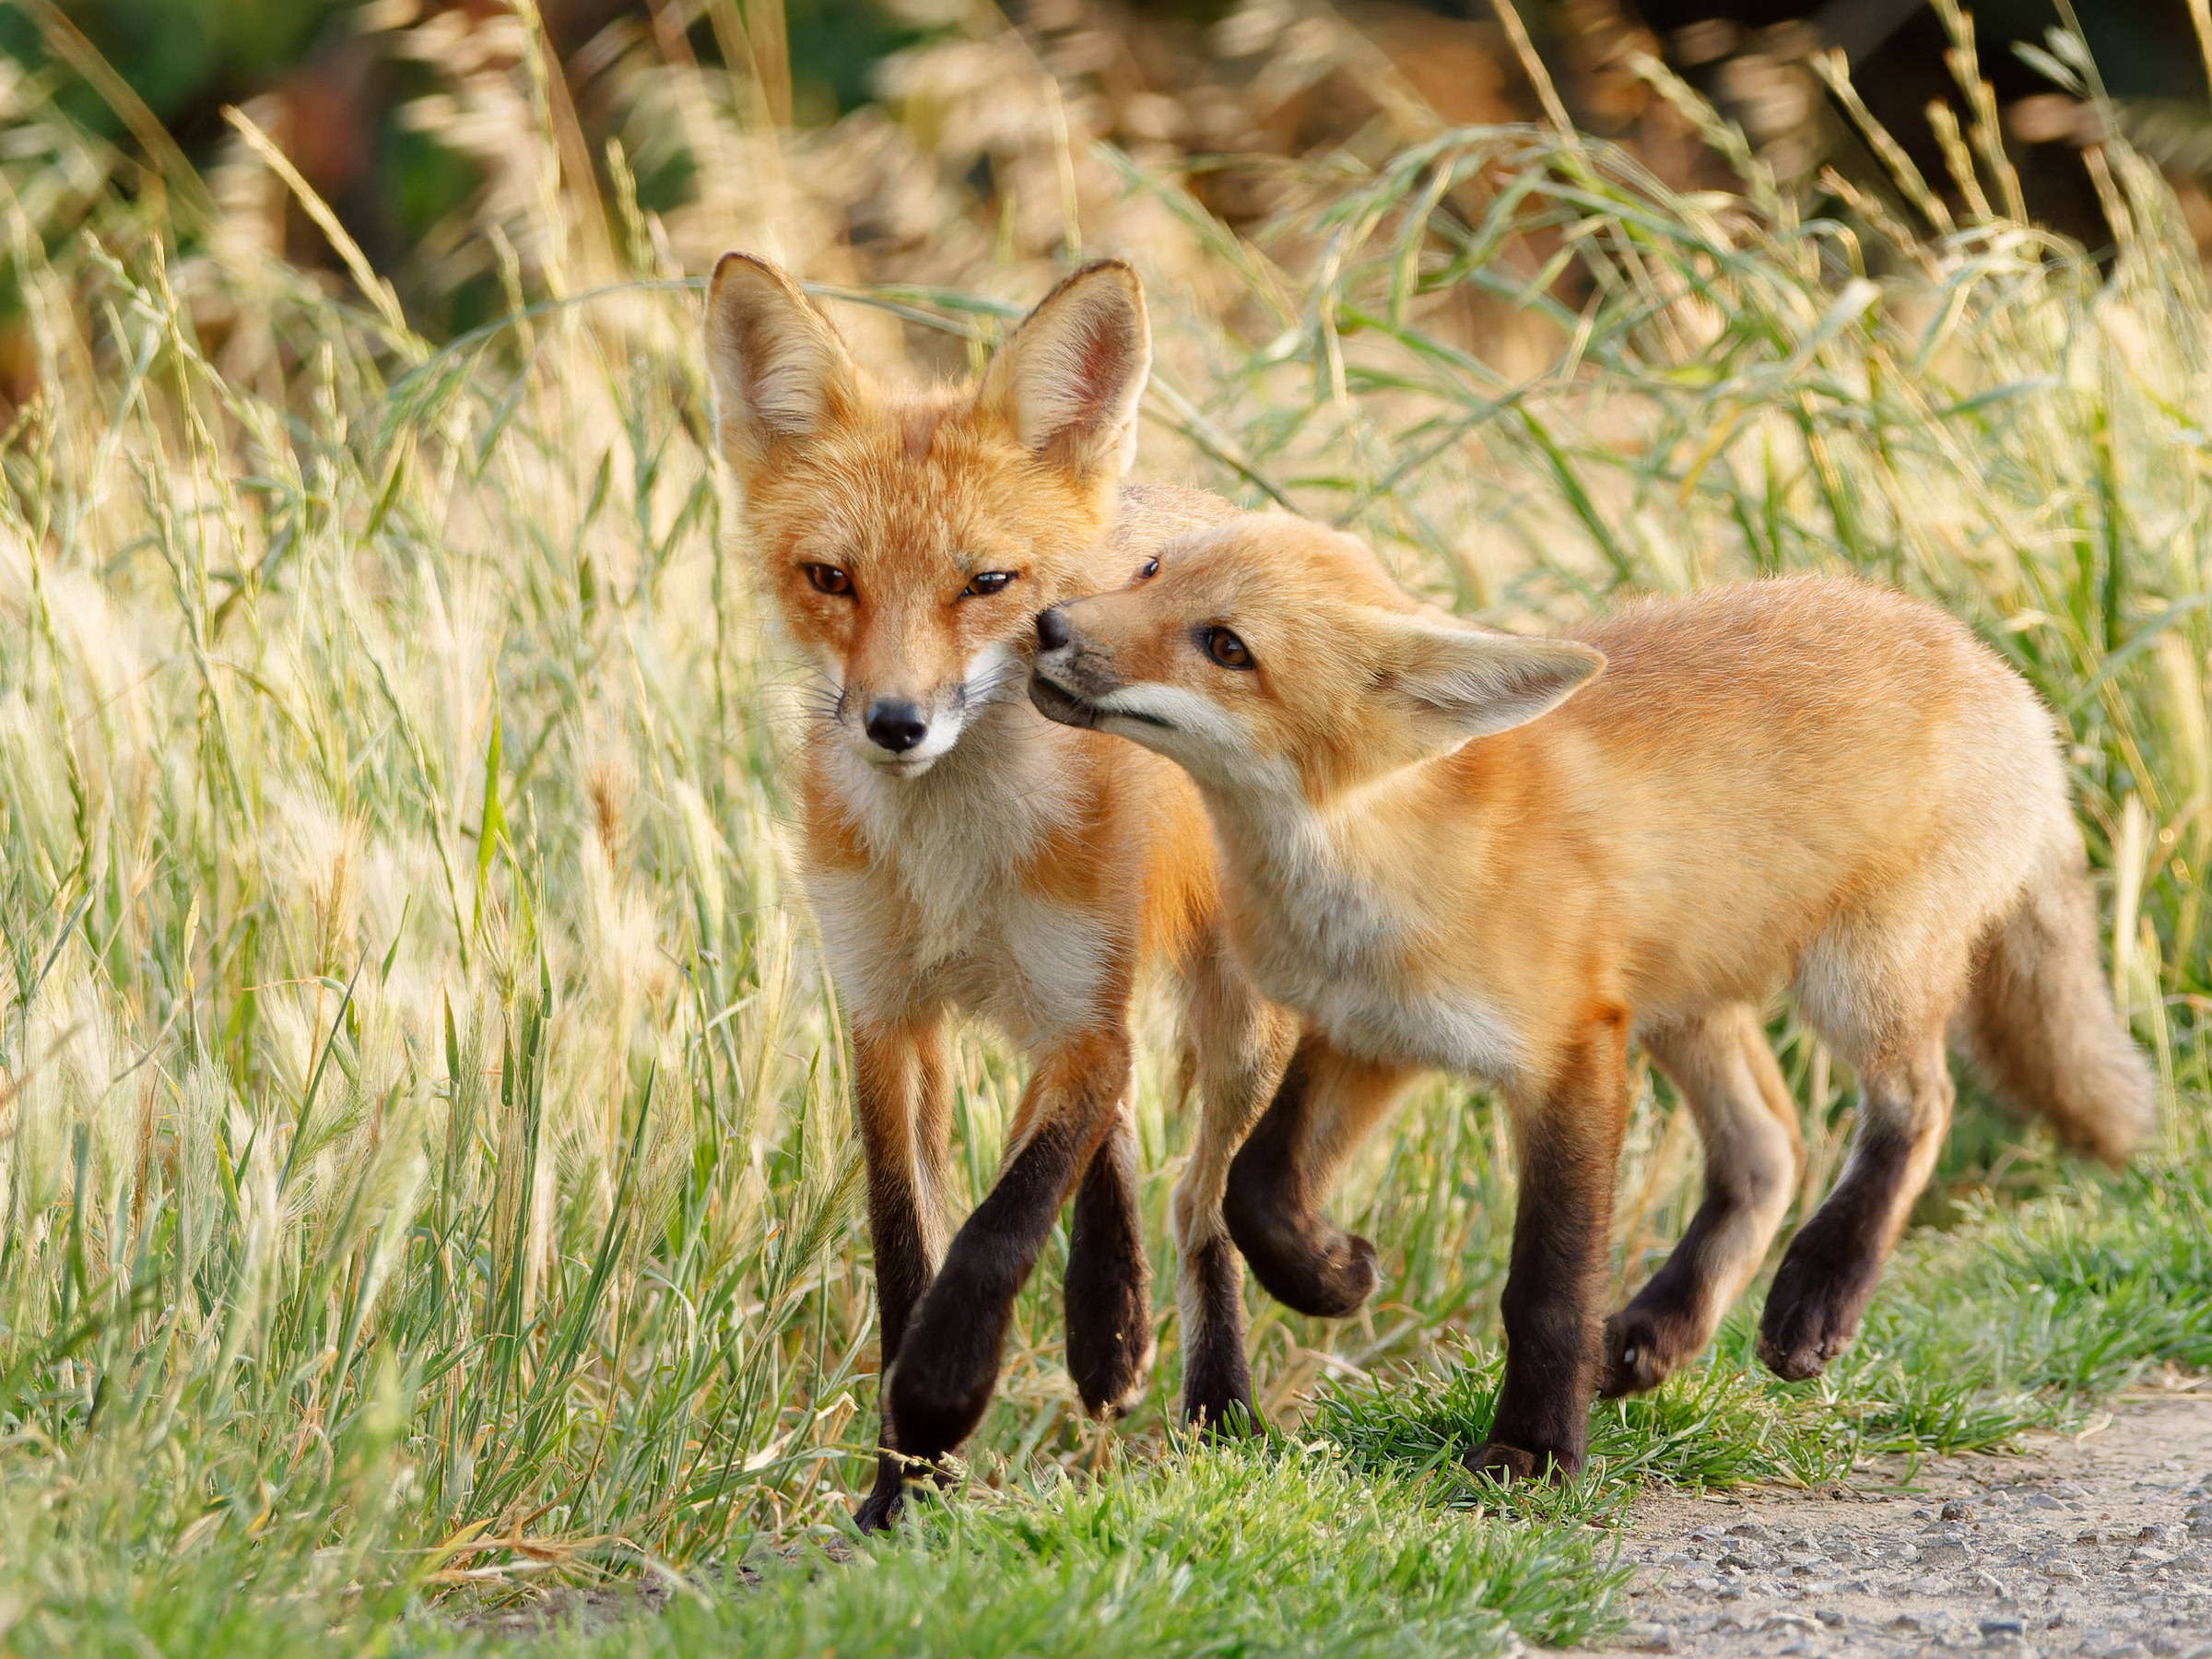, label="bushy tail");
[1959,828,2157,1166]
